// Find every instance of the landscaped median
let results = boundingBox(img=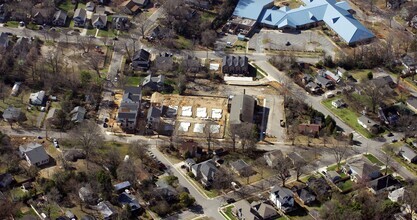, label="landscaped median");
[321,97,373,138]
[220,205,237,220]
